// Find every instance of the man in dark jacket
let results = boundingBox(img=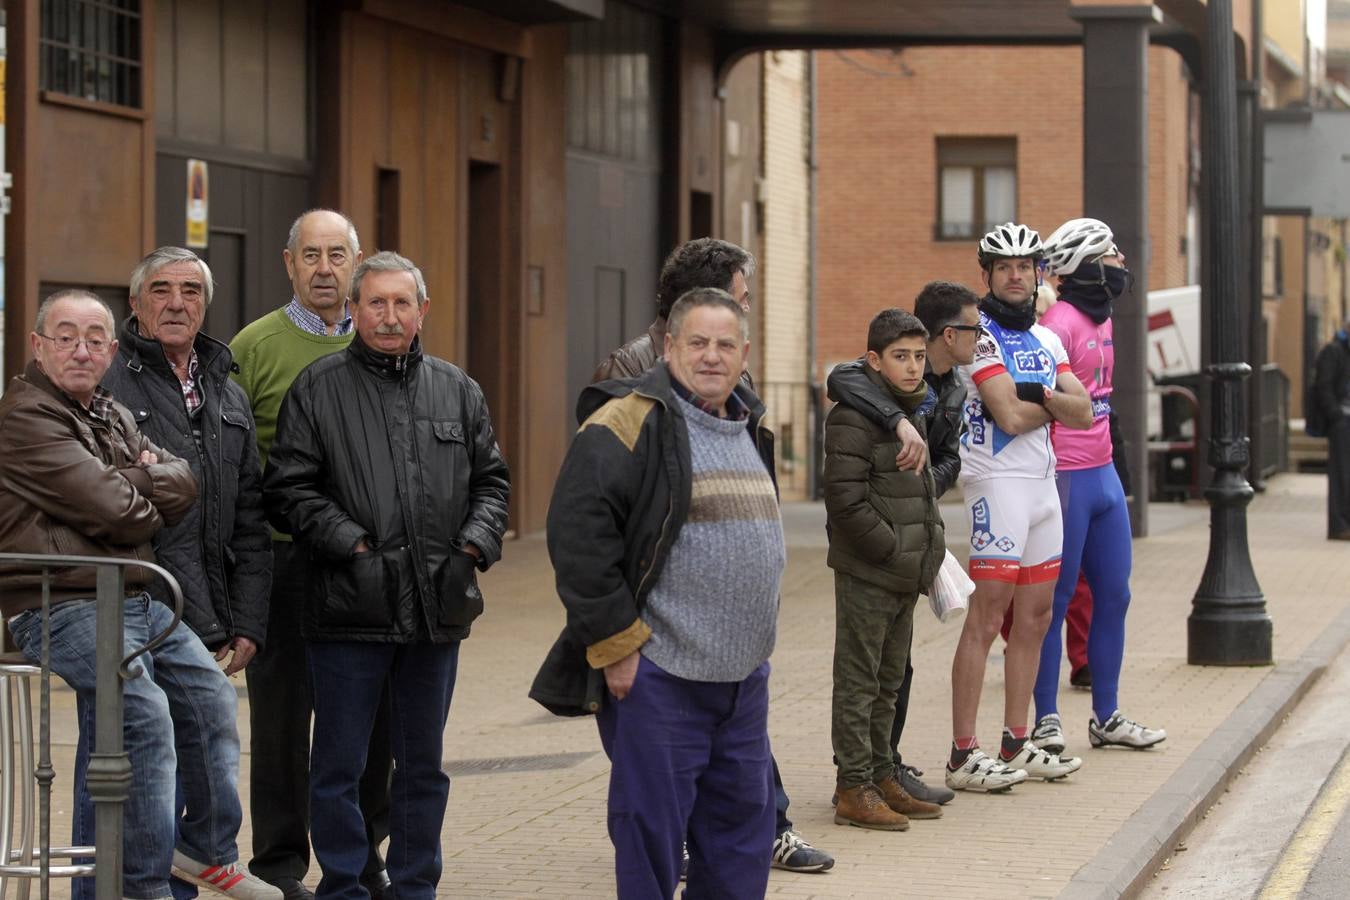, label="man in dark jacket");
[593,238,754,382]
[265,251,510,898]
[103,246,271,667]
[1313,320,1350,539]
[534,288,783,899]
[825,280,979,805]
[1,290,278,900]
[92,247,272,900]
[592,237,835,874]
